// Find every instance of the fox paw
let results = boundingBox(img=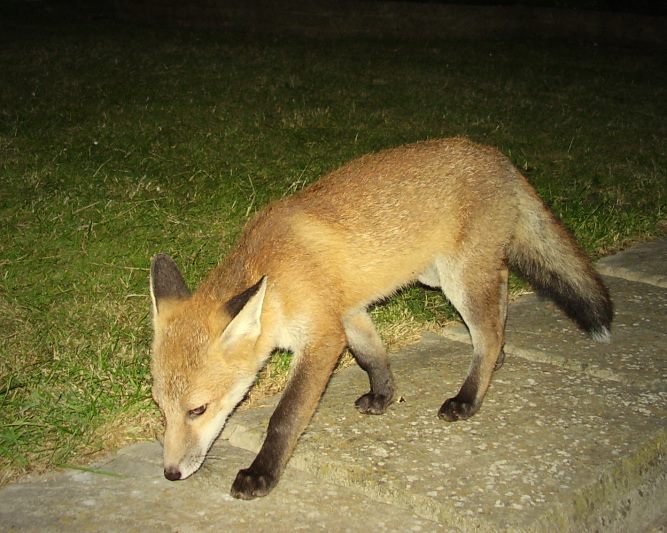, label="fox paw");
[230,468,277,500]
[355,392,392,415]
[438,398,477,422]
